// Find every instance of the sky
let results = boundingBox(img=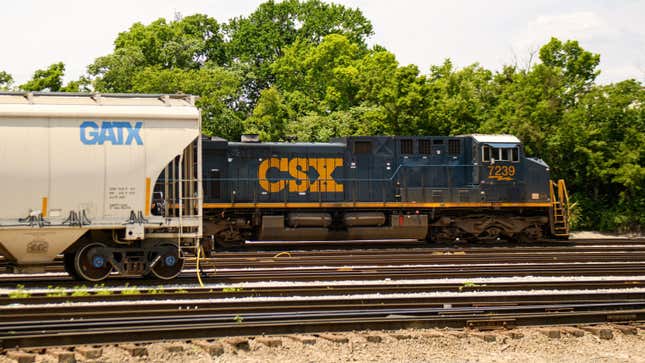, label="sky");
[1,0,643,86]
